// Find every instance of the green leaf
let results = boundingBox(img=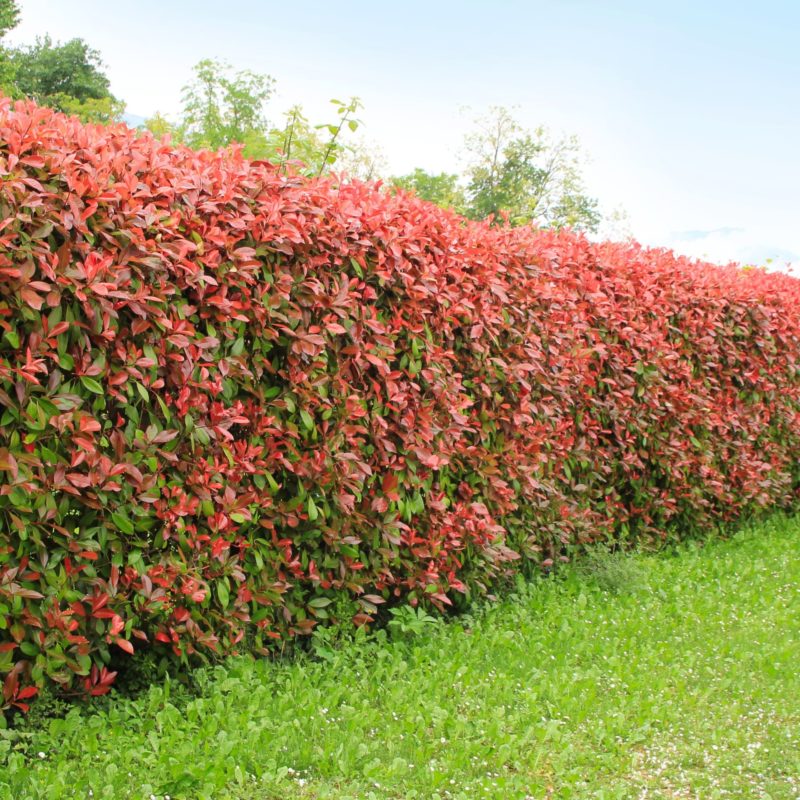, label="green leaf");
[111,511,135,535]
[216,581,230,609]
[81,376,104,394]
[350,257,363,278]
